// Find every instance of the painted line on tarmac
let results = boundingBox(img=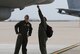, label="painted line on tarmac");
[51,42,80,54]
